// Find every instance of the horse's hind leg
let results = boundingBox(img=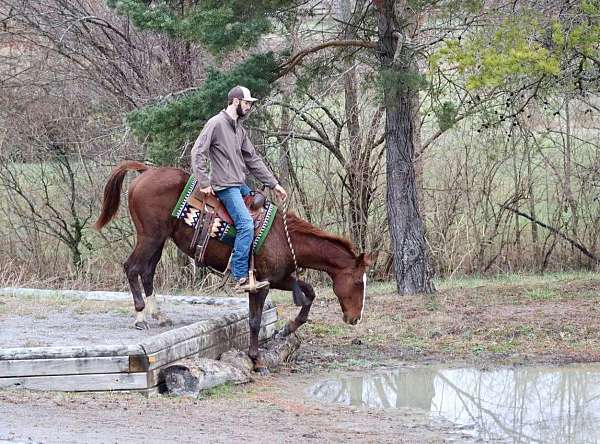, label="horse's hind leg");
[271,276,316,337]
[124,237,165,330]
[141,241,173,327]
